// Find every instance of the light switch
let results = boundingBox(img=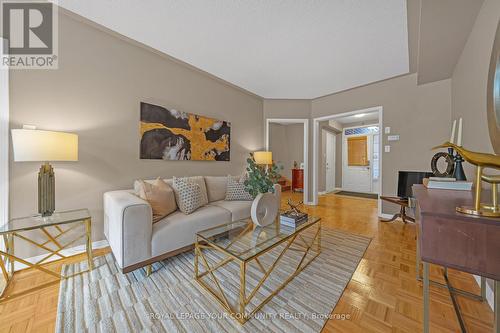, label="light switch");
[387,135,400,141]
[384,127,391,134]
[384,145,391,153]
